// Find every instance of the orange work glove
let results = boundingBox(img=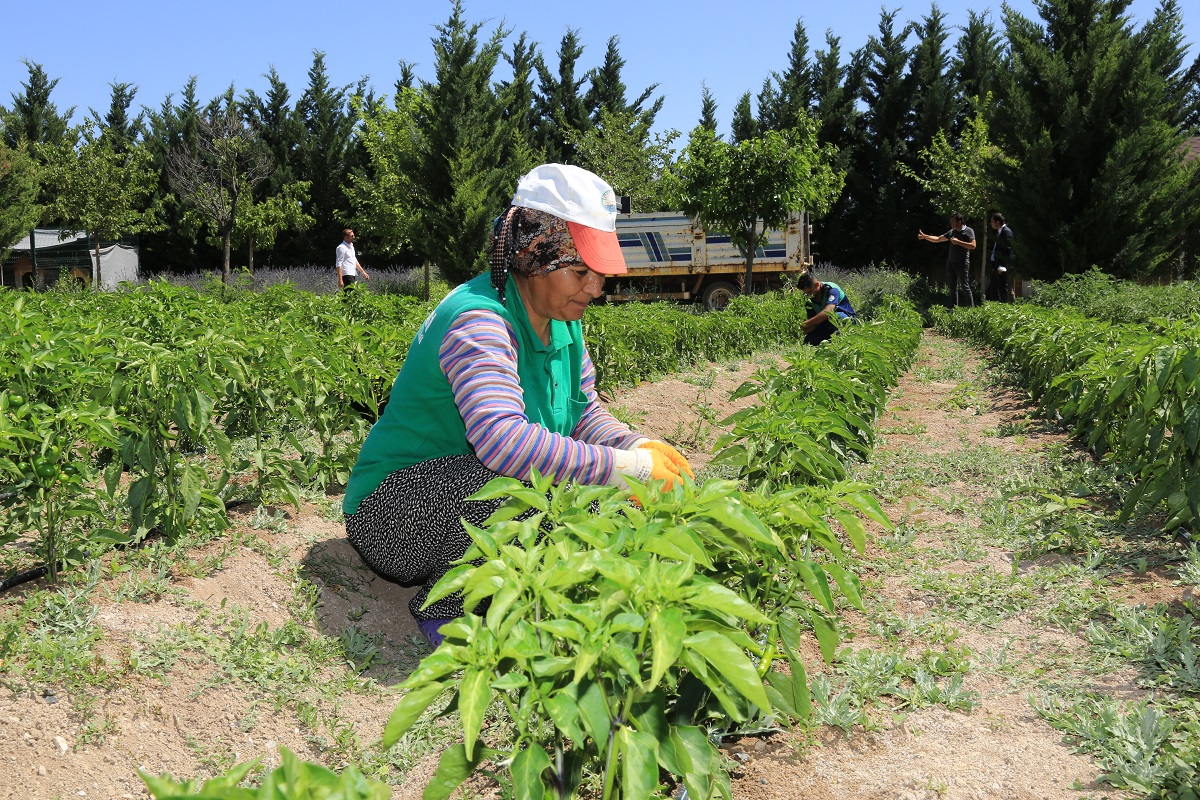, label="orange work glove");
[638,440,695,481]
